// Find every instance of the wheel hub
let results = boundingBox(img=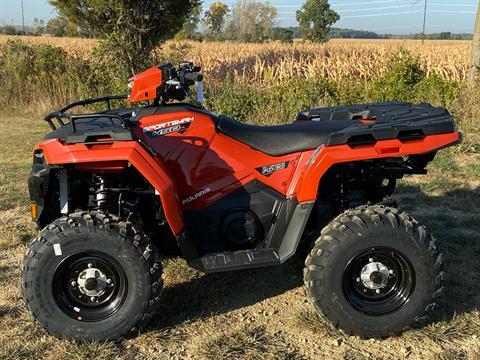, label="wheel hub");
[343,247,416,316]
[360,261,390,290]
[53,252,128,322]
[77,265,109,297]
